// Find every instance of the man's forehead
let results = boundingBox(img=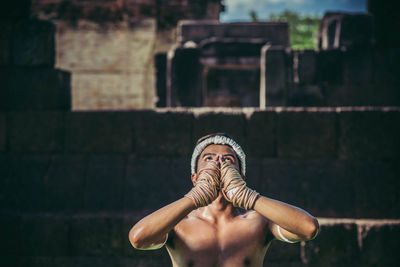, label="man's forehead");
[200,144,237,156]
